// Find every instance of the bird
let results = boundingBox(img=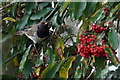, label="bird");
[16,21,50,44]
